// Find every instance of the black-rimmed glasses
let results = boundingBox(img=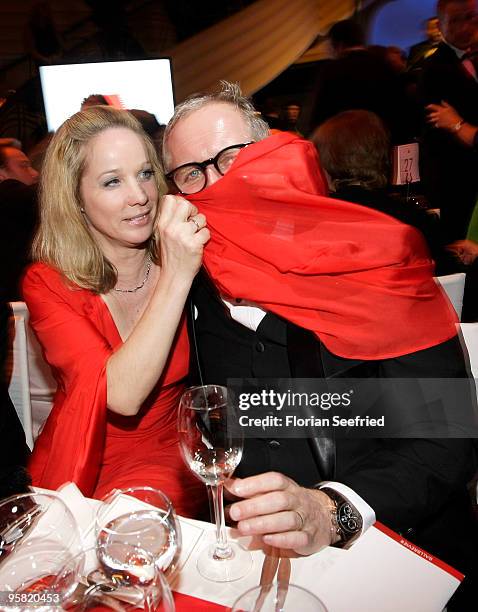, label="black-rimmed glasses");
[166,142,253,194]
